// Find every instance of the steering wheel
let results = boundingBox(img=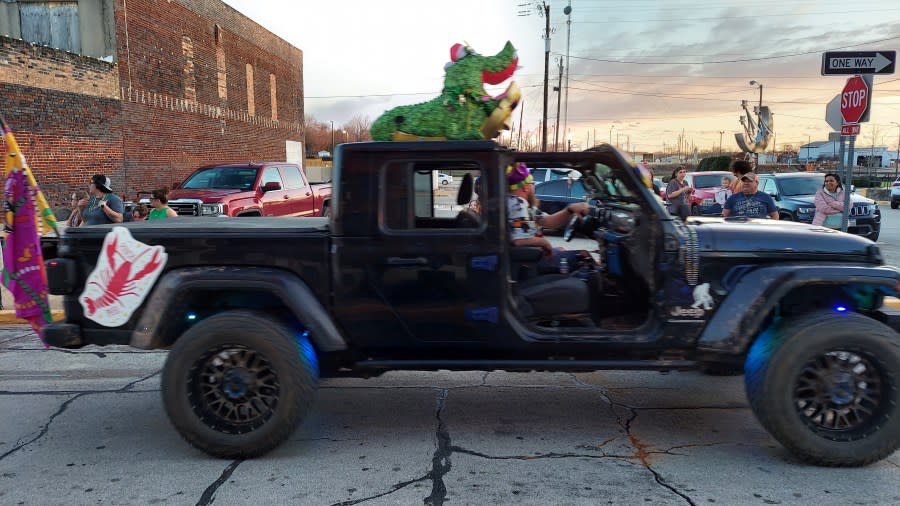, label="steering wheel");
[563,213,580,242]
